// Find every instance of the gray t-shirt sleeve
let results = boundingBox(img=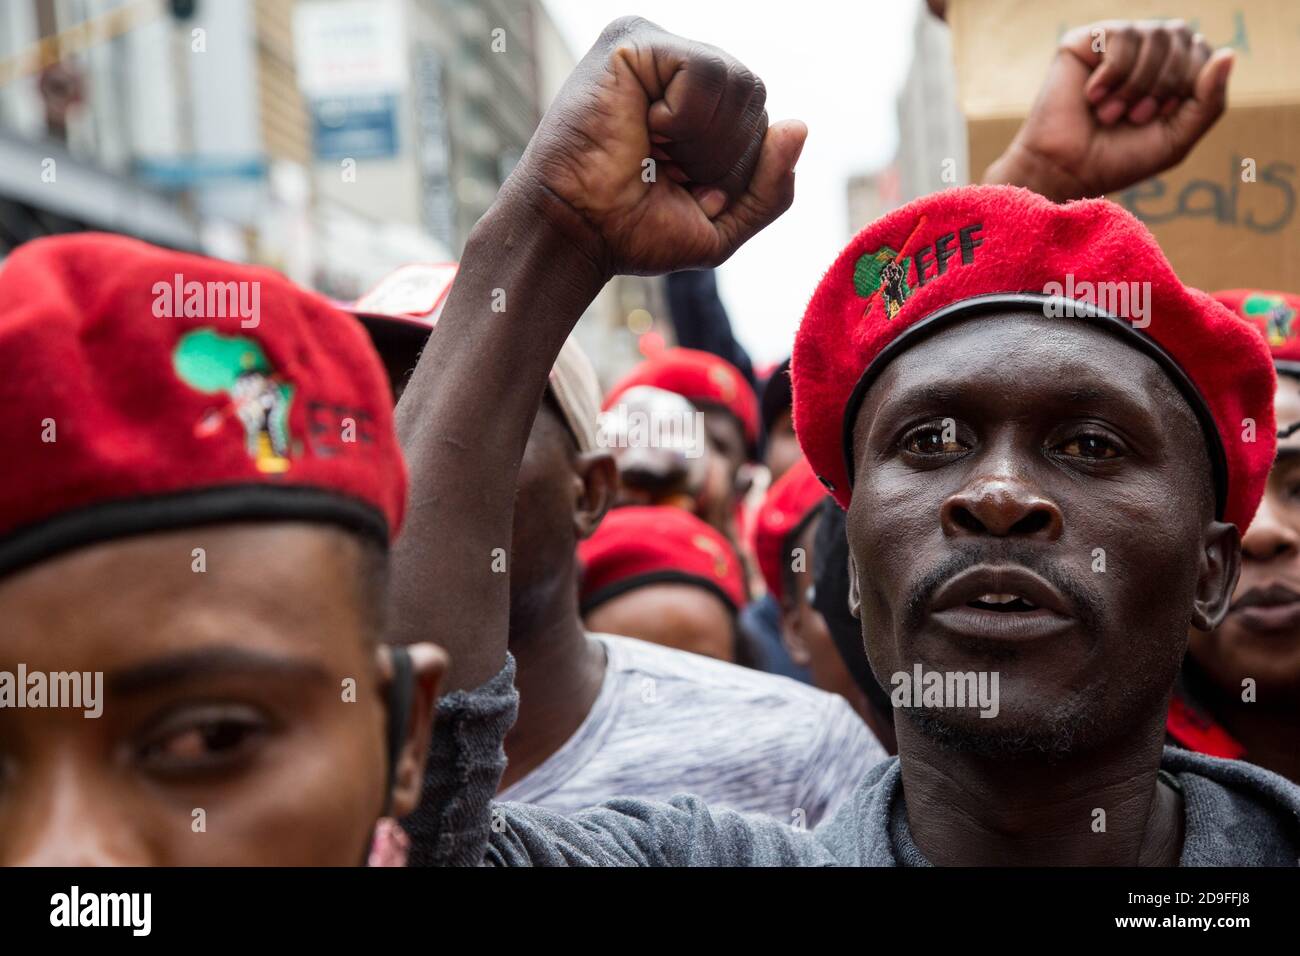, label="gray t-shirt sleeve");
[404,657,837,867]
